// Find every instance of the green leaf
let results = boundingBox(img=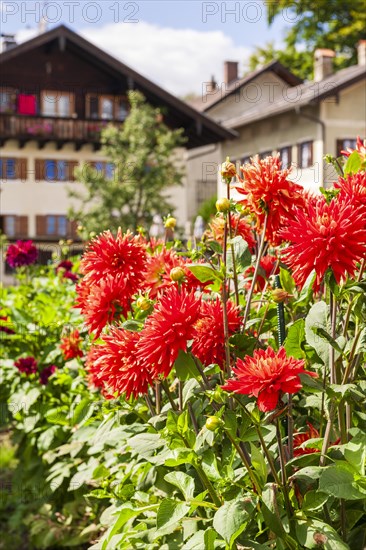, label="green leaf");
[156,499,190,536]
[164,472,195,501]
[302,491,329,511]
[213,496,256,545]
[227,236,252,272]
[128,433,165,459]
[311,326,345,357]
[280,267,295,294]
[174,350,200,381]
[121,319,143,332]
[295,270,316,306]
[186,264,222,283]
[284,319,306,359]
[344,150,362,176]
[295,518,349,550]
[223,410,237,438]
[319,464,366,500]
[250,443,267,486]
[305,301,330,365]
